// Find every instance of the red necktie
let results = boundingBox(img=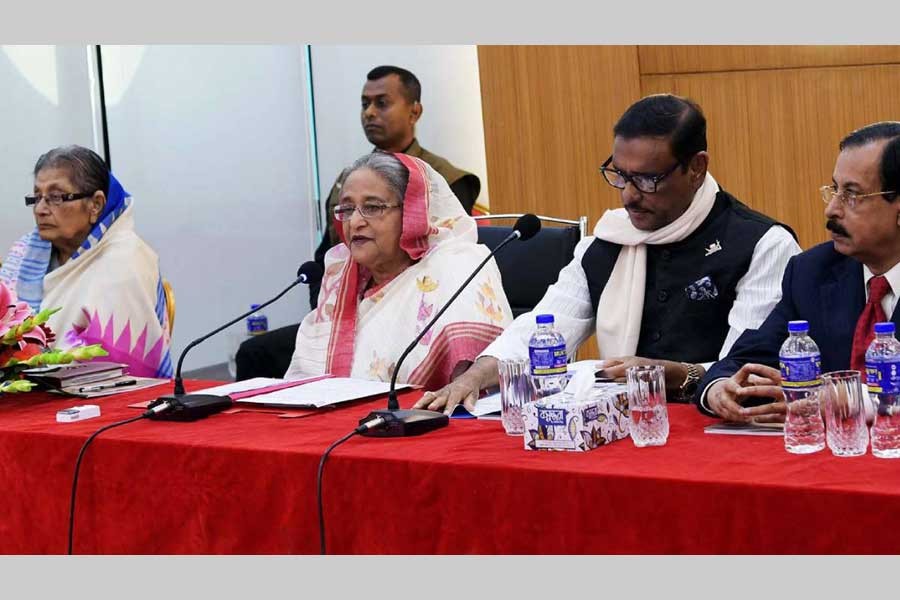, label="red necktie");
[851,275,891,376]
